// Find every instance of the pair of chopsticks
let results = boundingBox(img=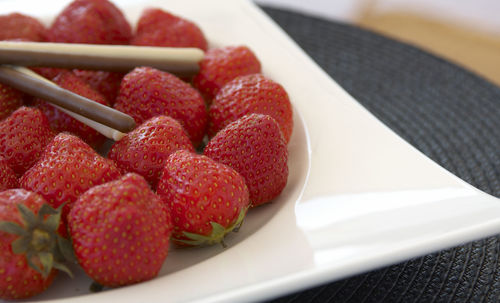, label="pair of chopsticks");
[0,41,204,141]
